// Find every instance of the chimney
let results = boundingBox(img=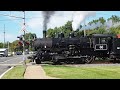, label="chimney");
[43,30,46,38]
